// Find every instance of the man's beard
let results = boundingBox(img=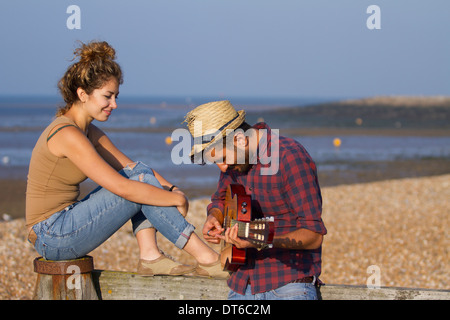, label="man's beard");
[228,163,252,173]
